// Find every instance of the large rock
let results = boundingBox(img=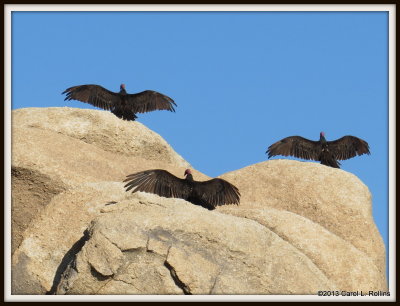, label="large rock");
[11,107,198,255]
[54,194,335,295]
[13,107,189,168]
[218,161,386,278]
[11,182,127,294]
[12,107,192,188]
[10,107,387,295]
